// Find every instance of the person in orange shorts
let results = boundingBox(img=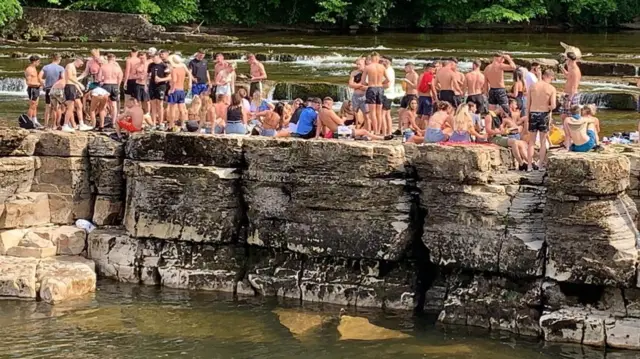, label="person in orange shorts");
[114,97,151,141]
